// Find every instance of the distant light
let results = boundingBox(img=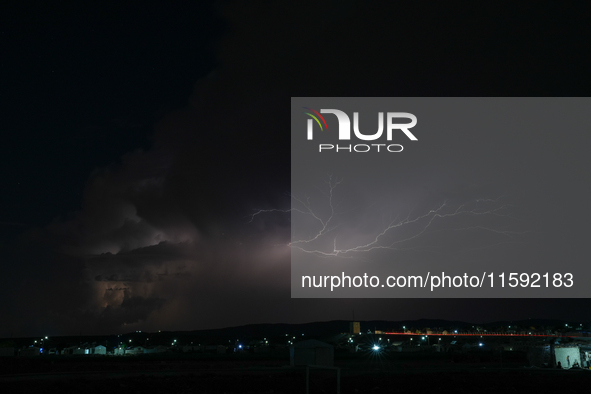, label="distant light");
[45,336,48,339]
[479,343,483,347]
[454,330,458,334]
[238,345,242,349]
[372,345,380,351]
